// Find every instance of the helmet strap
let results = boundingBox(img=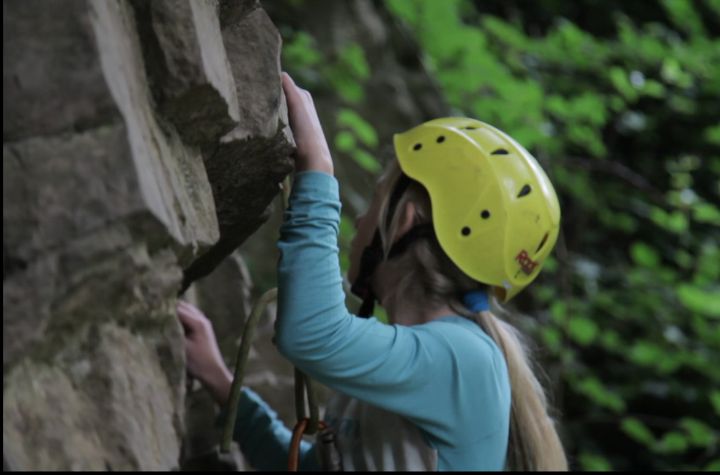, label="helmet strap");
[351,173,415,317]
